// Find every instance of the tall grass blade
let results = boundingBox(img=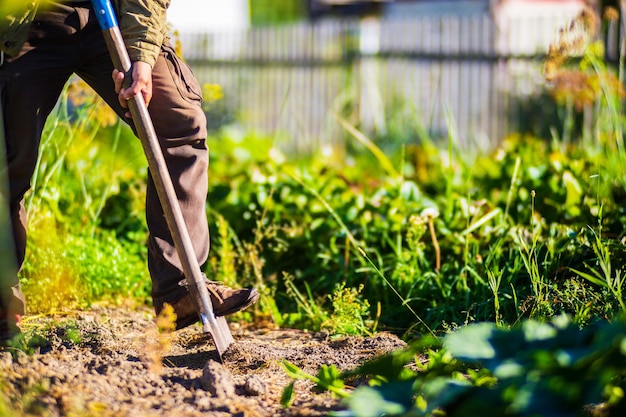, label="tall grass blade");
[460,208,501,236]
[503,156,521,224]
[334,115,401,181]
